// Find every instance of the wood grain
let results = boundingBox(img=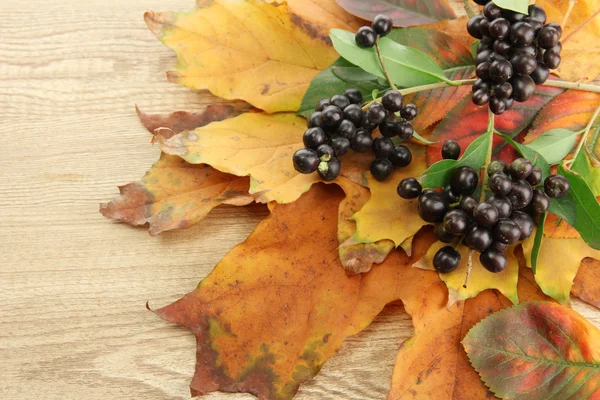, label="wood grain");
[0,1,598,399]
